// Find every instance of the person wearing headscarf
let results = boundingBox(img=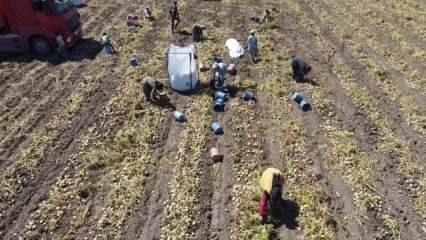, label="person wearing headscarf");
[259,168,284,224]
